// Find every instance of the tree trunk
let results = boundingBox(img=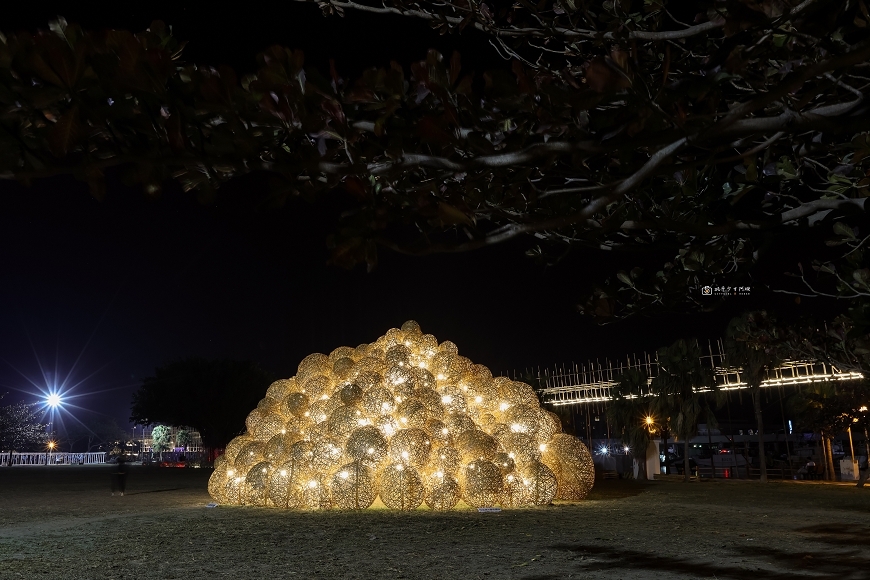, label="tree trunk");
[859,429,870,488]
[683,439,691,483]
[752,388,768,483]
[824,436,836,481]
